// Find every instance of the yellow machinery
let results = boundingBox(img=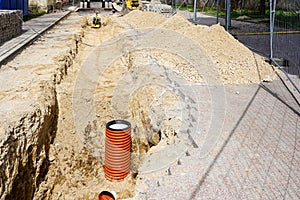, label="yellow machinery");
[125,0,141,10]
[91,12,101,28]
